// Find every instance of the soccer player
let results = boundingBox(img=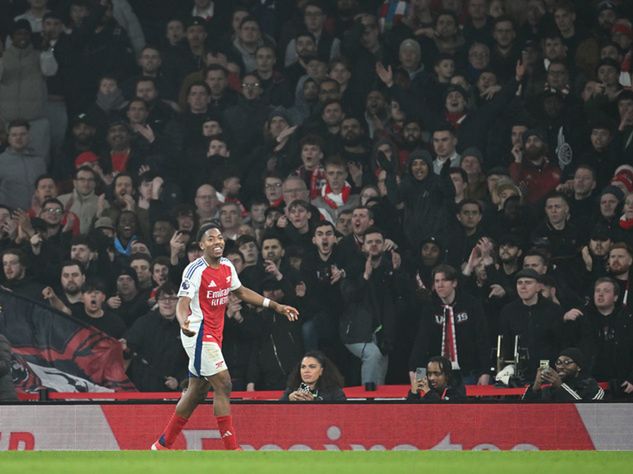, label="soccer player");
[151,223,299,450]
